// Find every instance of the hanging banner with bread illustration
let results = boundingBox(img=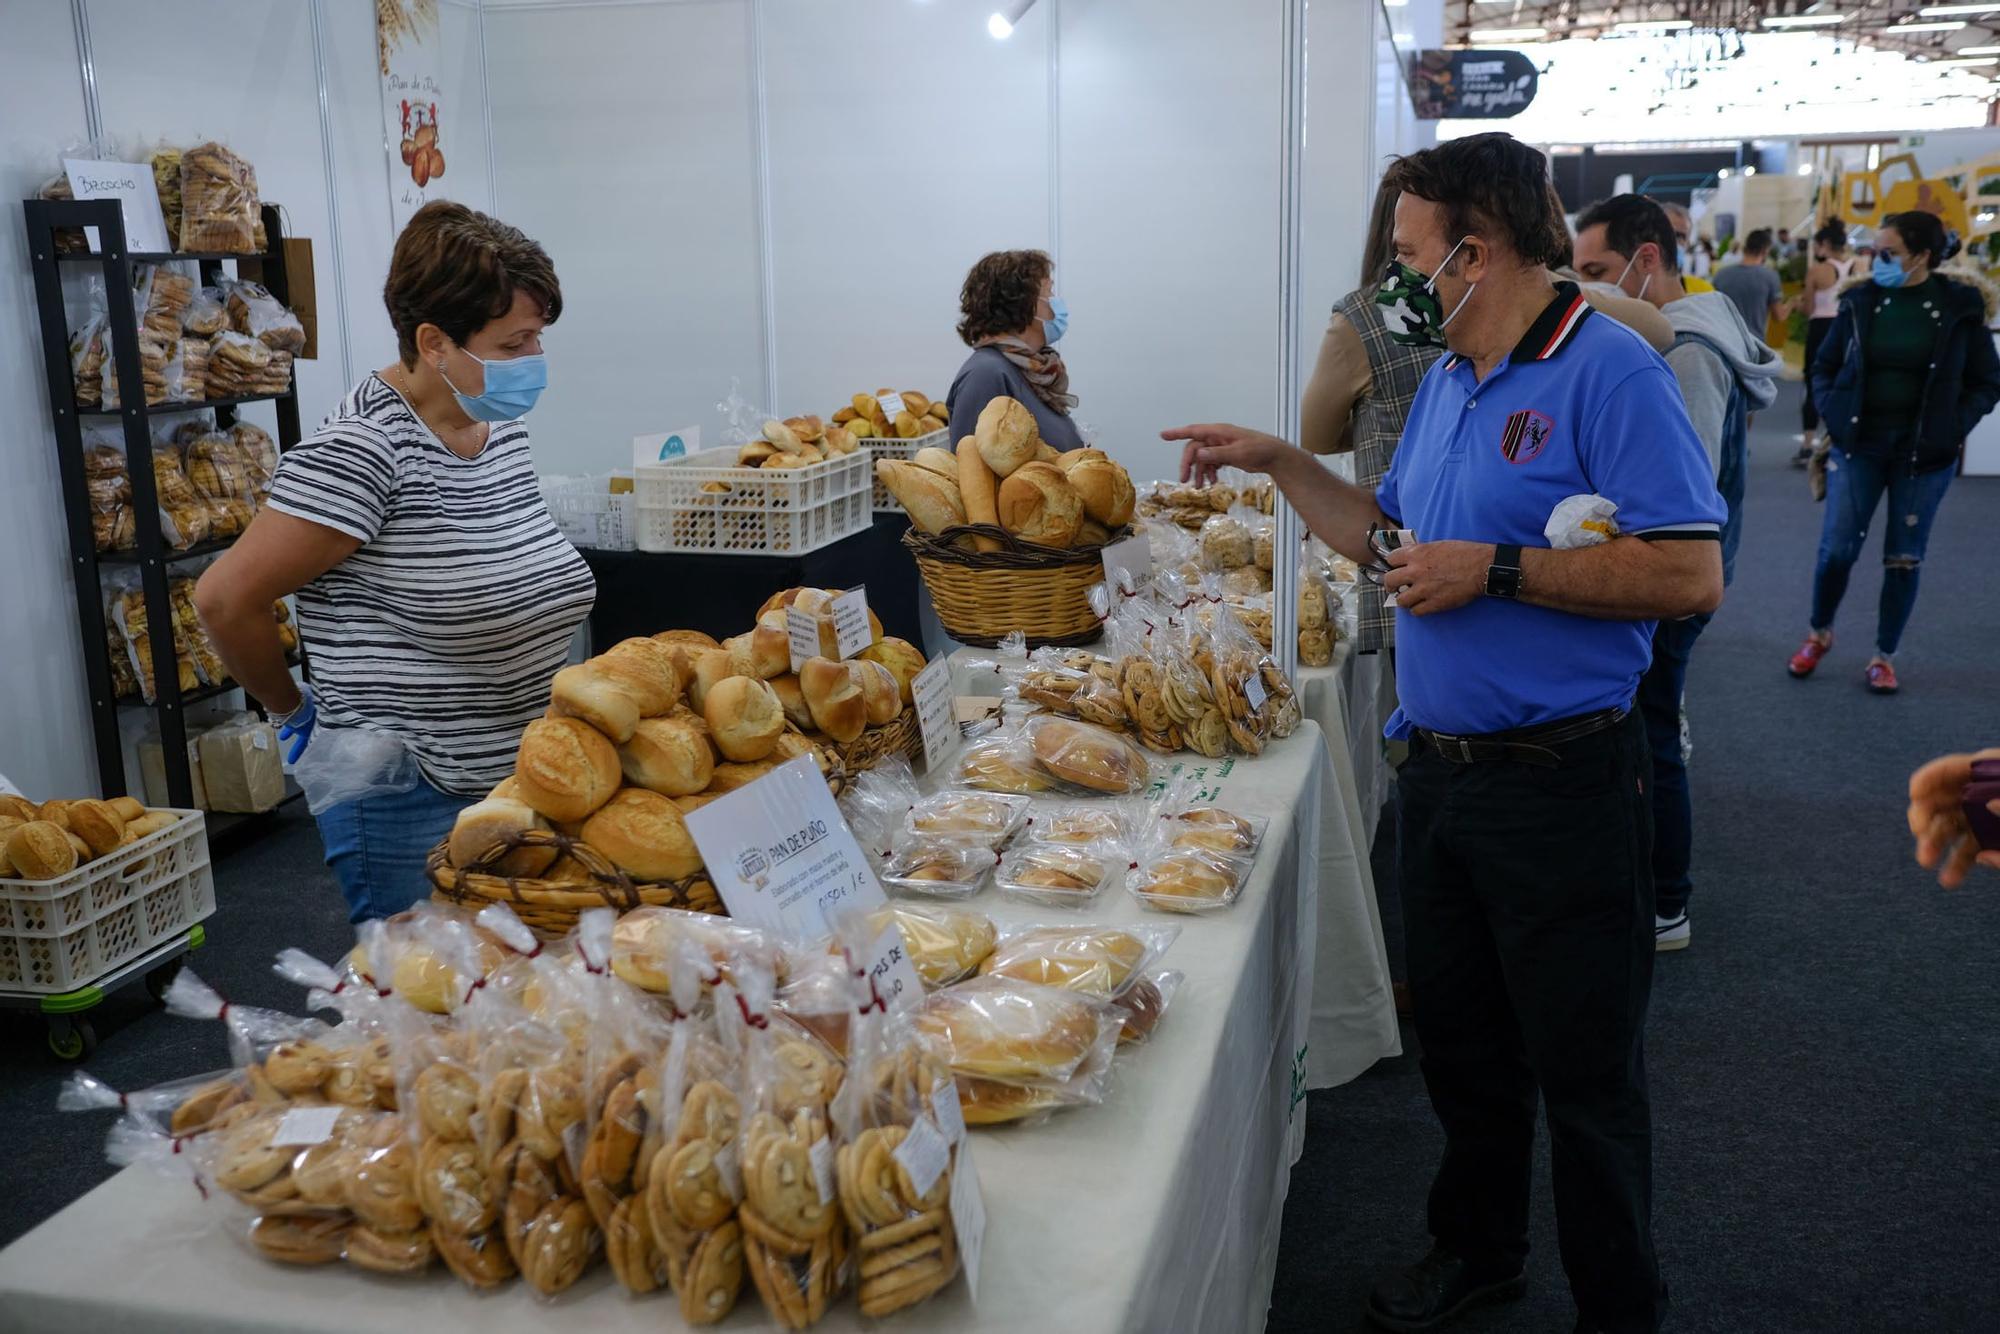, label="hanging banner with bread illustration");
[377,0,449,232]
